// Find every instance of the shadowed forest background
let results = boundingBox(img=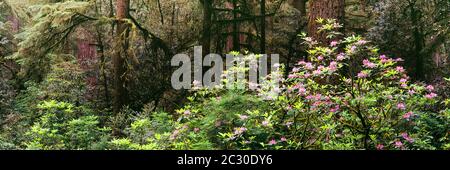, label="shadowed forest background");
[0,0,449,150]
